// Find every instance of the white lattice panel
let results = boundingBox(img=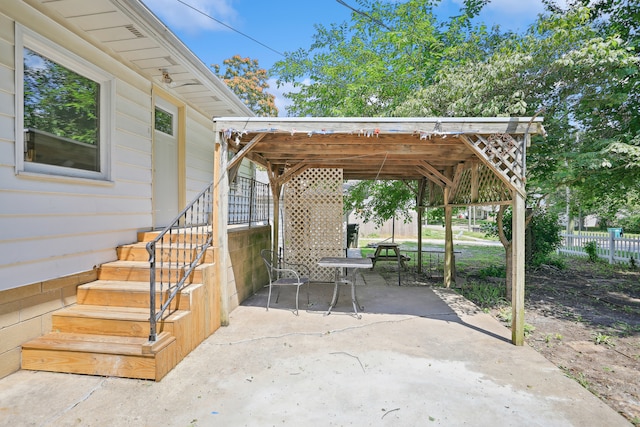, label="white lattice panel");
[284,168,343,282]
